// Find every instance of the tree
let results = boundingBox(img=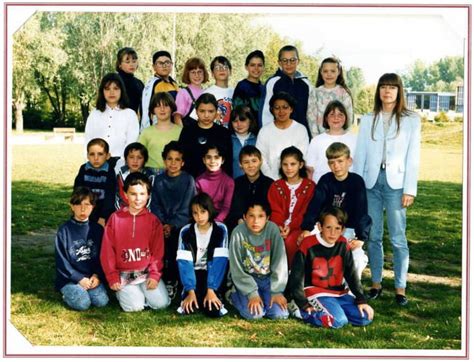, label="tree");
[346,67,365,98]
